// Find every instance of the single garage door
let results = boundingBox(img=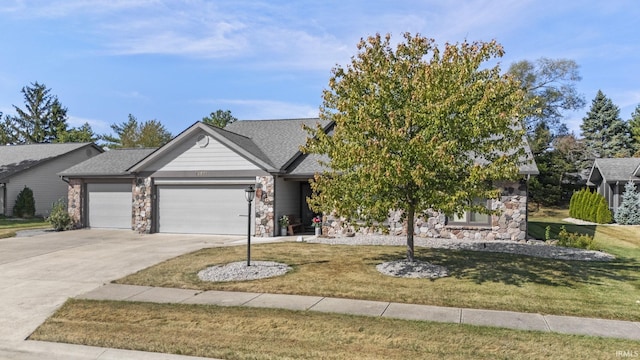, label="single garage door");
[157,185,249,234]
[87,183,132,229]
